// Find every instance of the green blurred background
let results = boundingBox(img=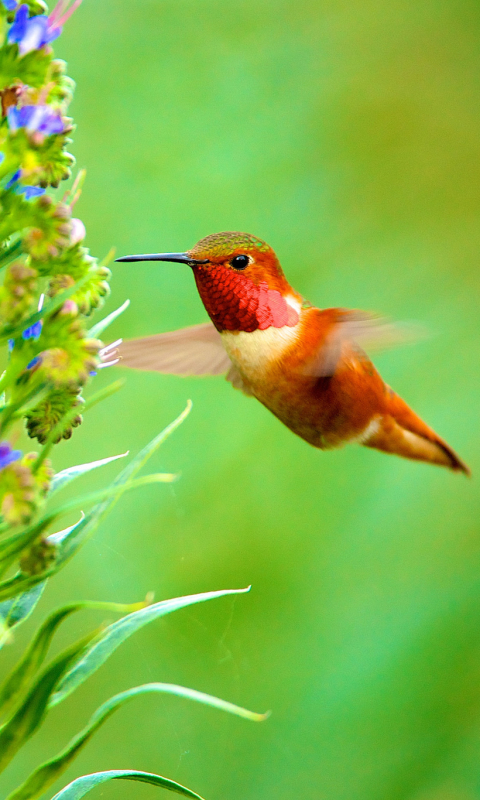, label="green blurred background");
[3,0,480,797]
